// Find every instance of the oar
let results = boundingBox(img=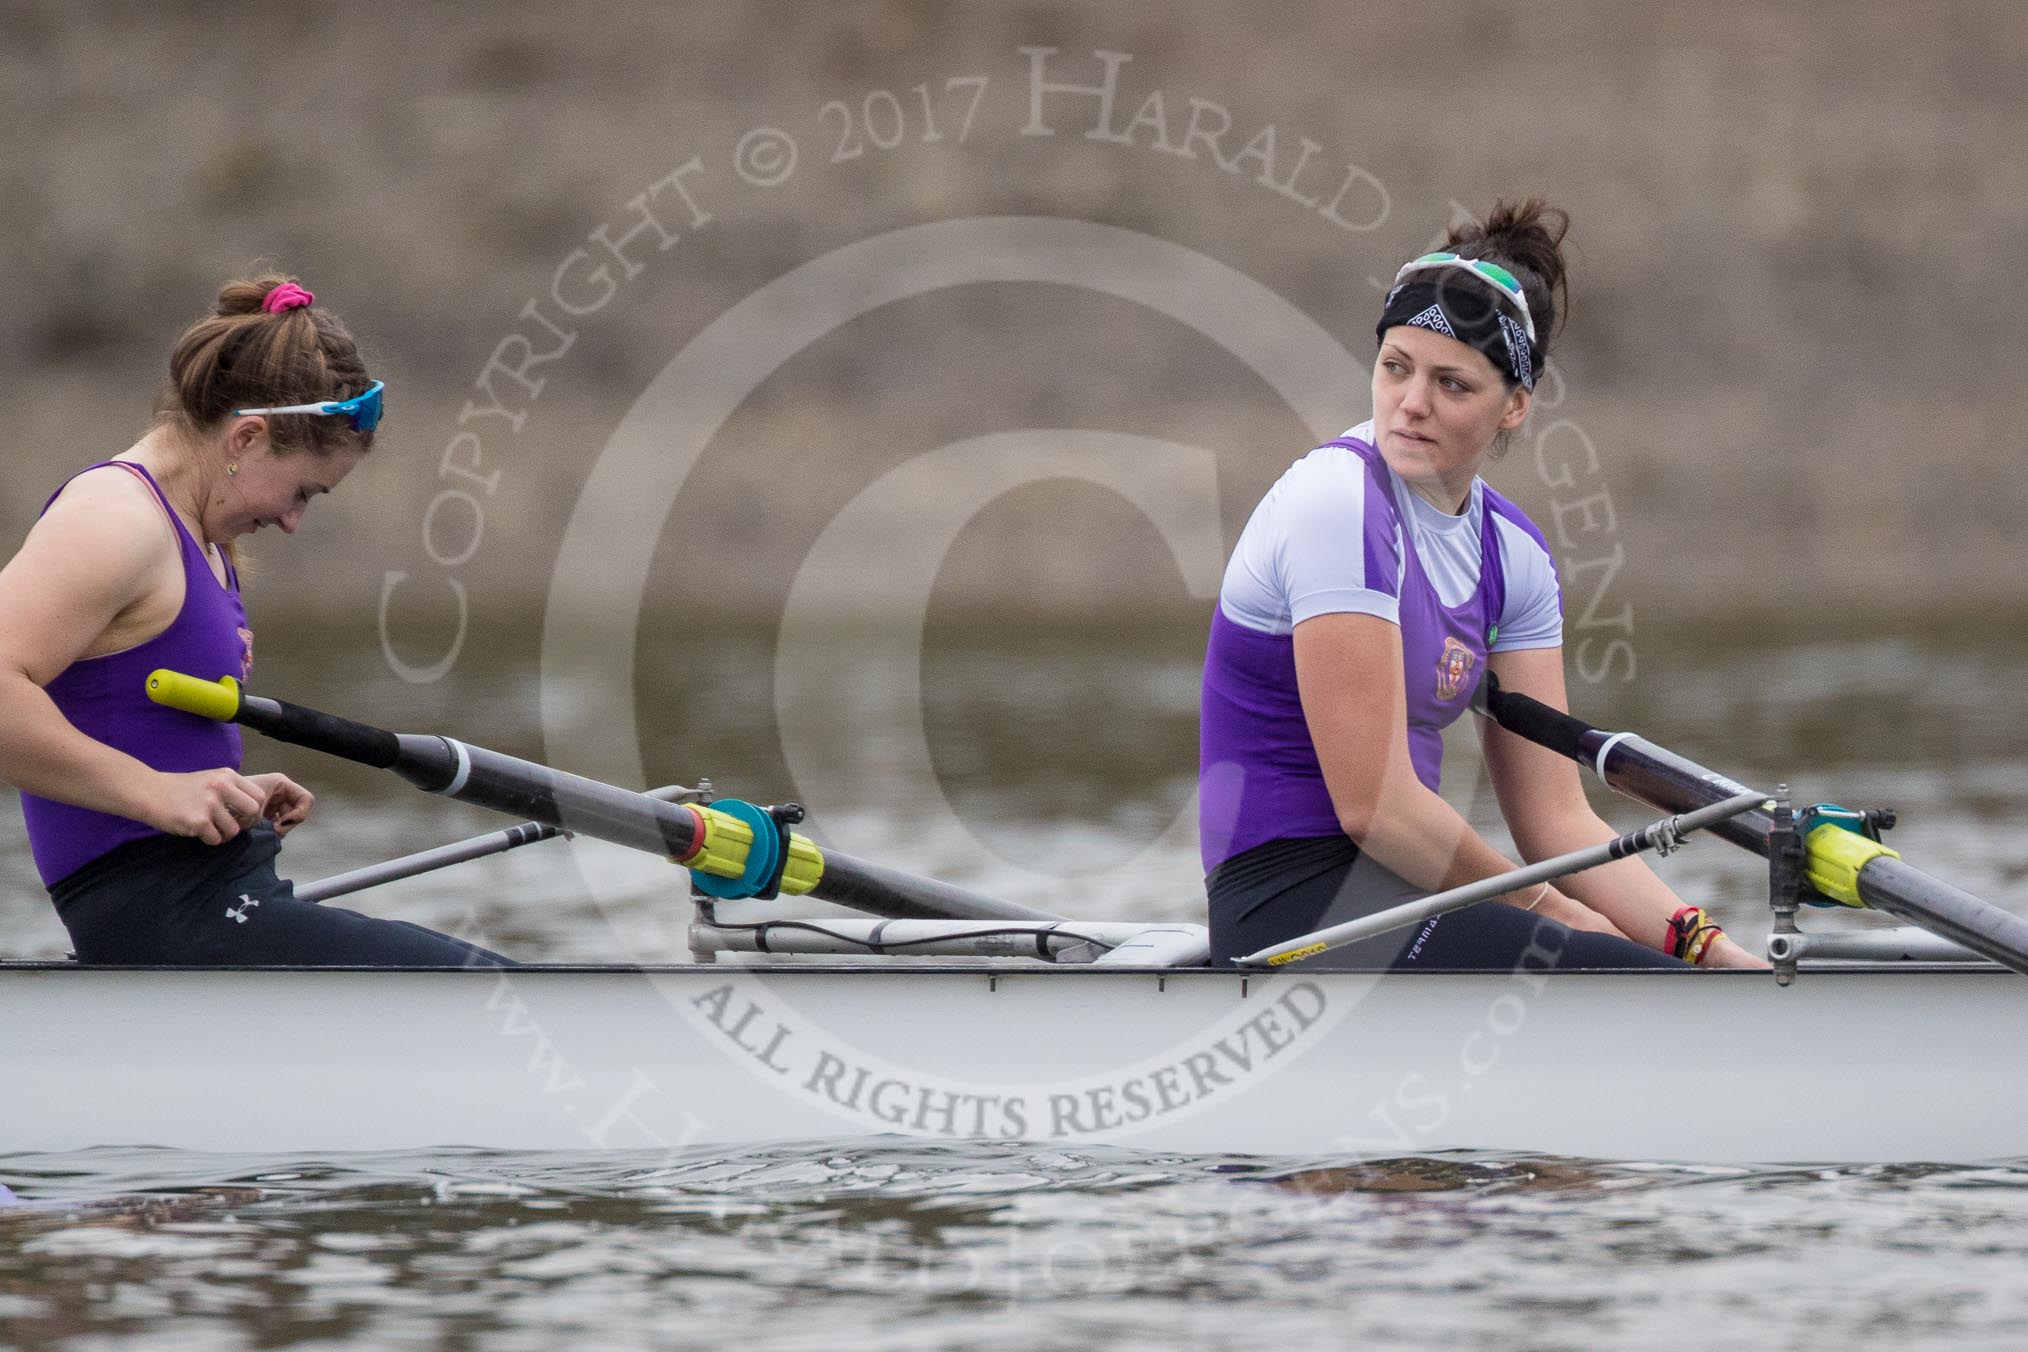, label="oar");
[147,670,1061,925]
[1232,790,1768,968]
[1475,676,2028,977]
